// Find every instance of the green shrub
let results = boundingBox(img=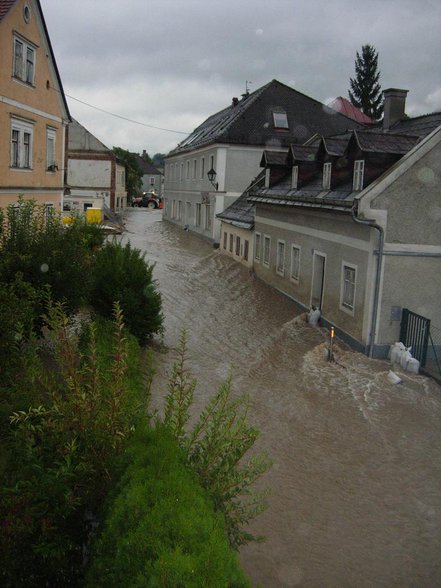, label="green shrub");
[0,199,105,314]
[86,423,250,587]
[0,302,150,586]
[90,241,163,344]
